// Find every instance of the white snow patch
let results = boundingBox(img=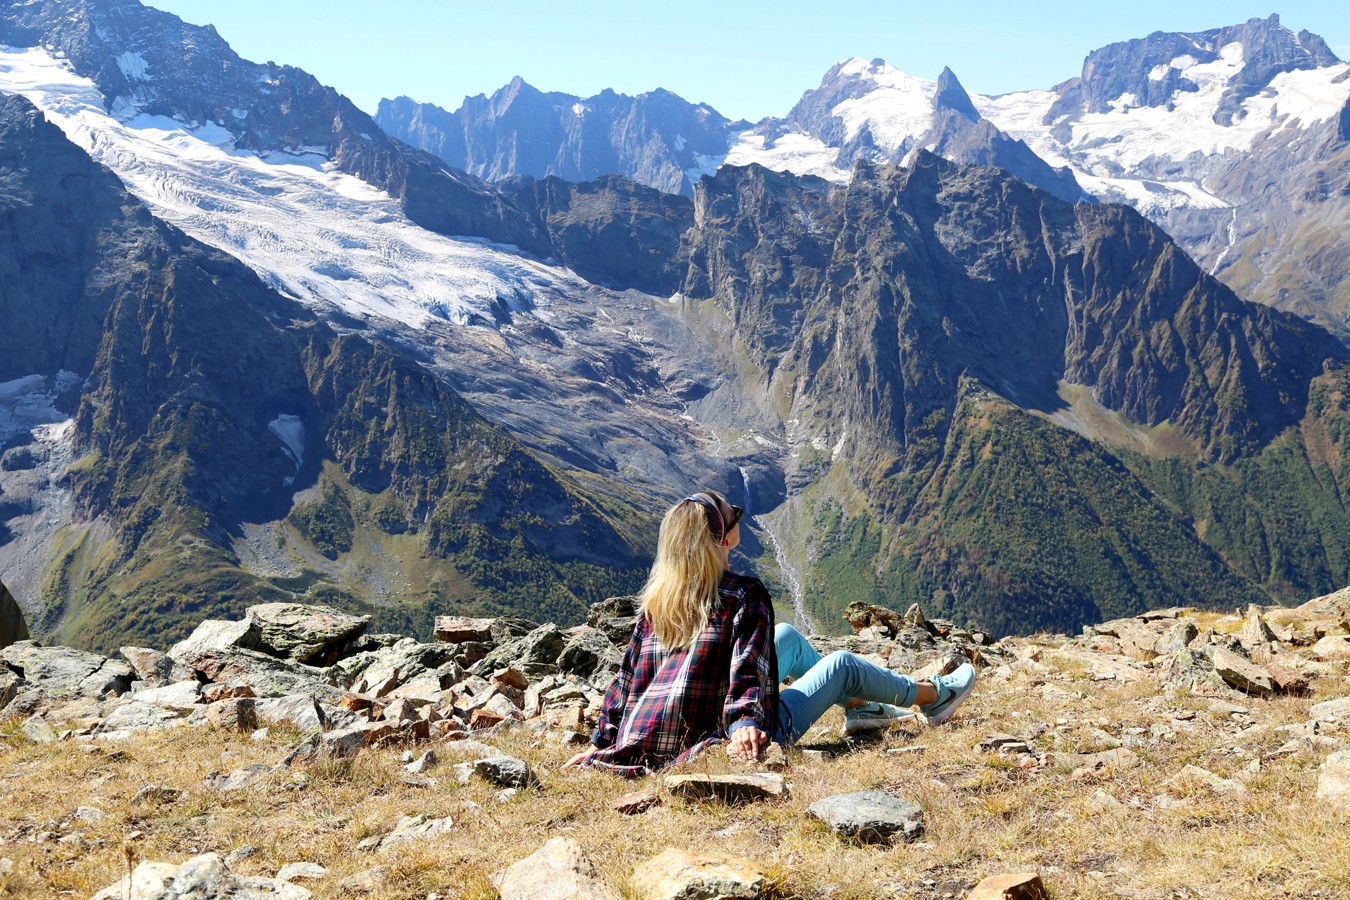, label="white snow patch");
[267,414,305,472]
[723,131,848,183]
[231,108,248,119]
[830,60,937,152]
[0,44,597,331]
[116,51,149,81]
[673,133,686,151]
[571,101,587,117]
[0,372,78,439]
